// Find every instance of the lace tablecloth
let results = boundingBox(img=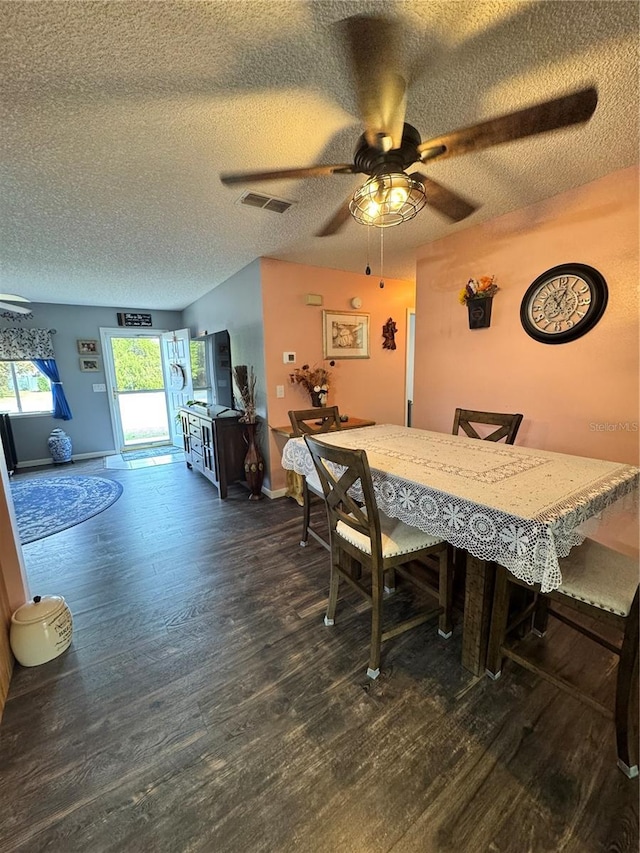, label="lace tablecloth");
[282,424,639,592]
